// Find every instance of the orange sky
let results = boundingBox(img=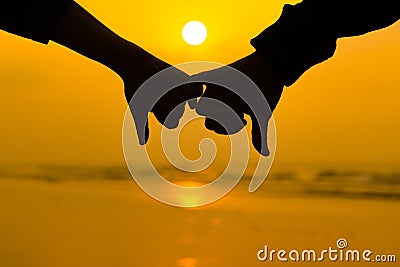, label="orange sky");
[0,0,399,165]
